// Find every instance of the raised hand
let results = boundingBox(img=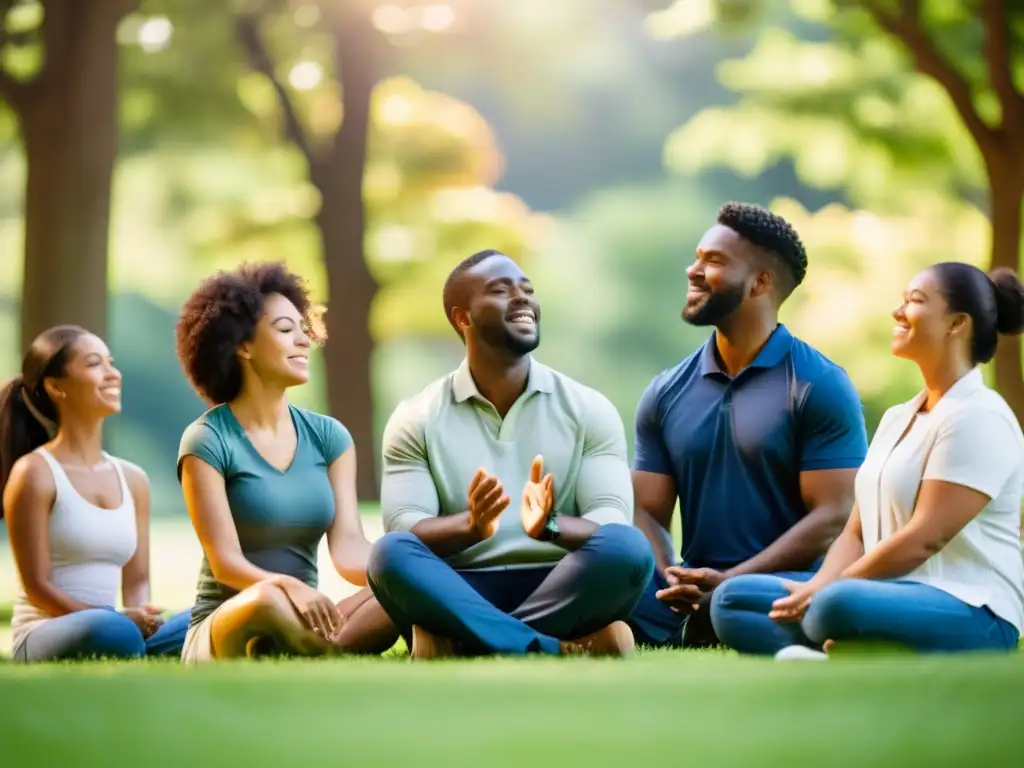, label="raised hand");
[521,455,555,539]
[467,468,509,539]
